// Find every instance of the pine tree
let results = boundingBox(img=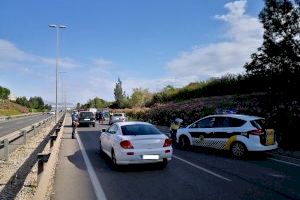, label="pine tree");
[114,78,126,108]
